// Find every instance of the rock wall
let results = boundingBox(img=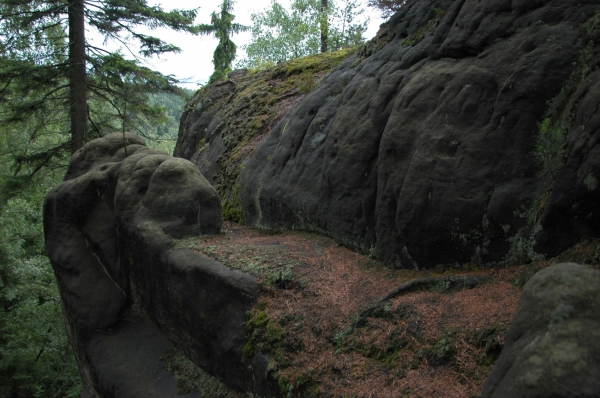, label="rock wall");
[175,50,356,223]
[177,0,600,269]
[44,133,279,397]
[240,0,600,268]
